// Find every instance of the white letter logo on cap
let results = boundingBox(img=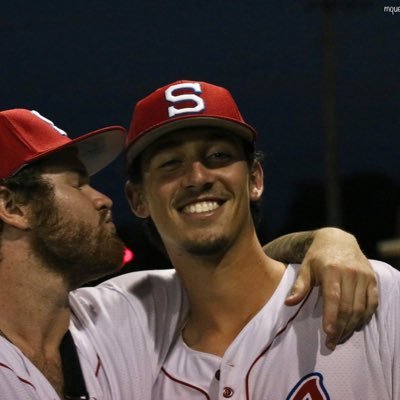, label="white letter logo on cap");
[165,82,205,117]
[30,110,68,136]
